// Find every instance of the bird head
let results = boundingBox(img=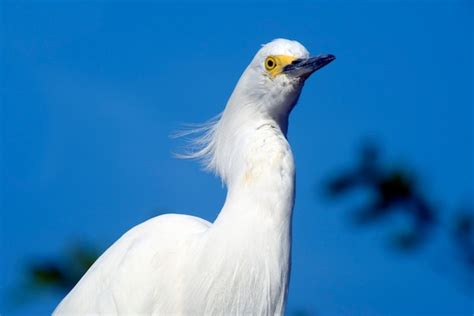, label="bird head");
[177,39,335,184]
[235,38,335,123]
